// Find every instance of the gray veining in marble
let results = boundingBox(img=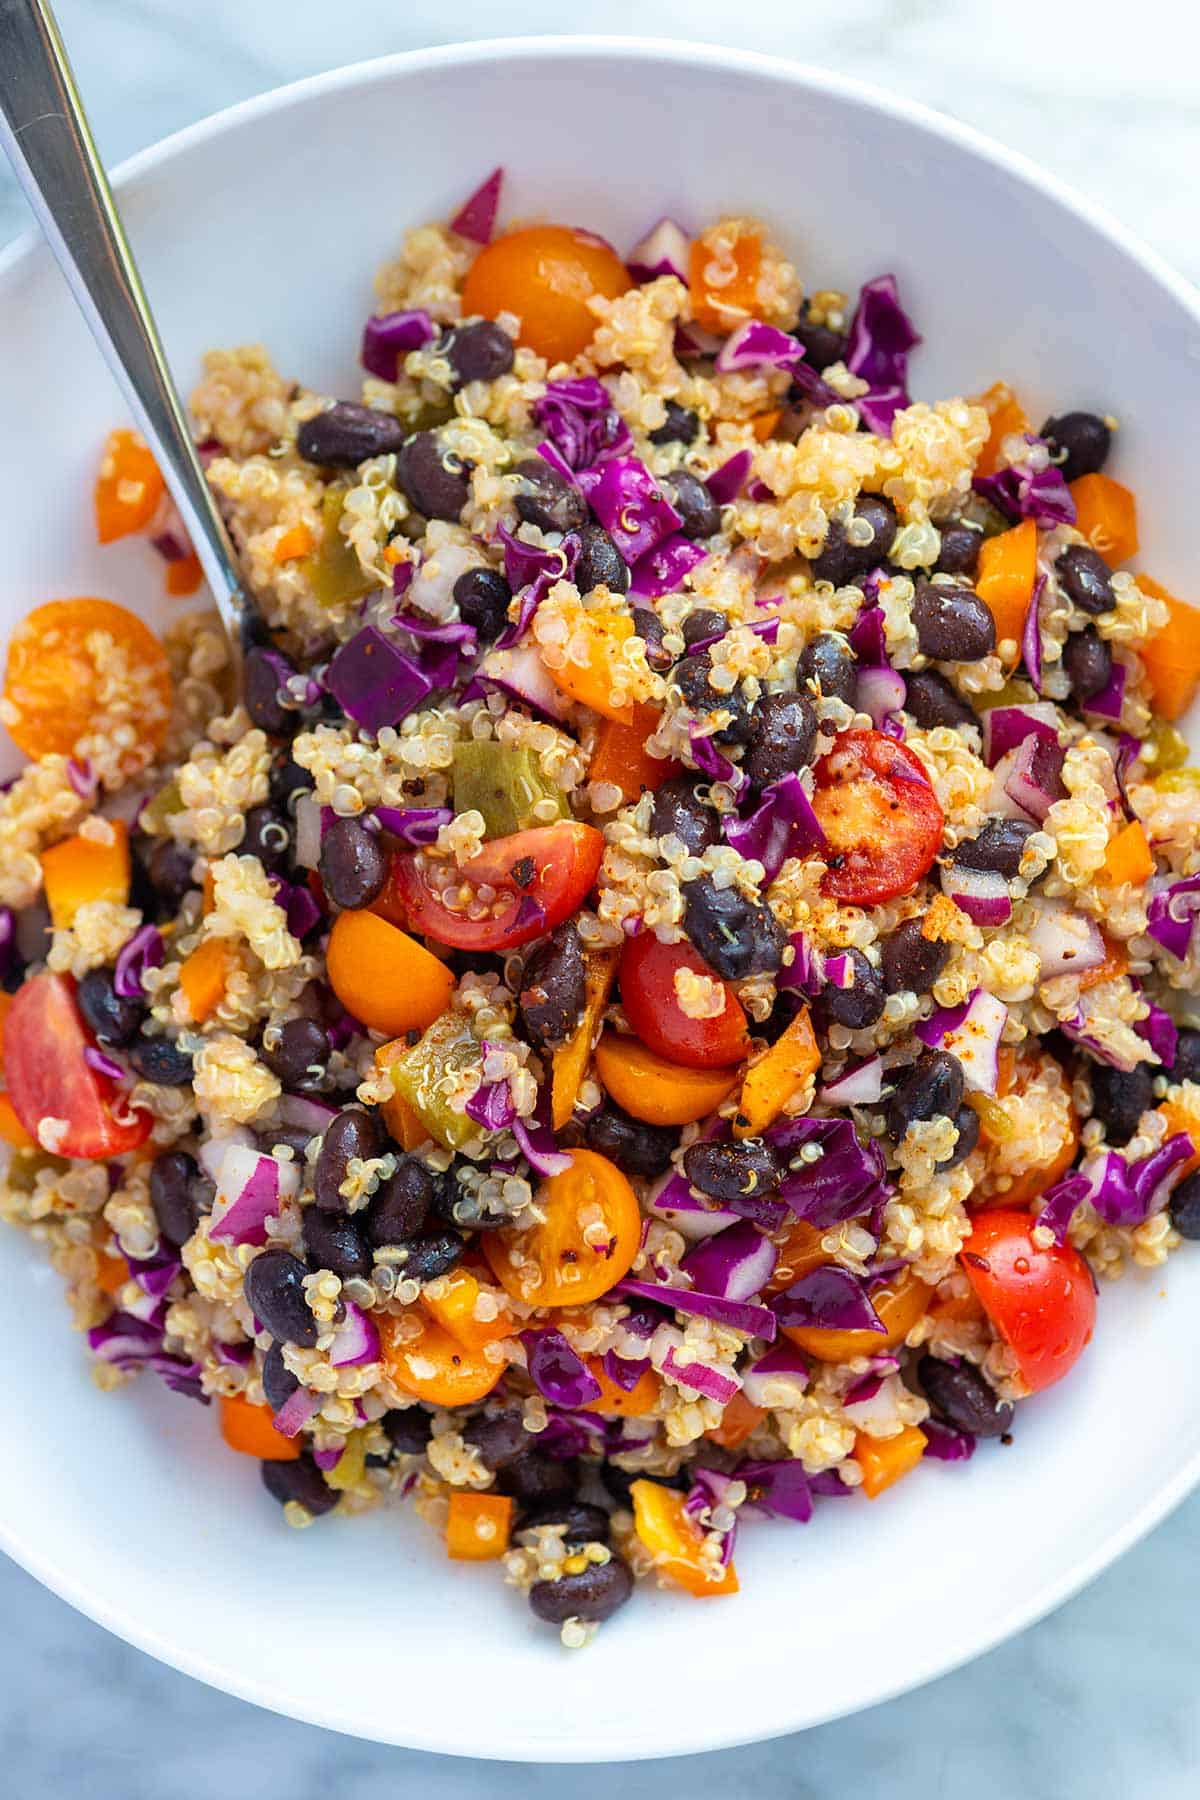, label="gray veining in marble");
[2,1,1200,1793]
